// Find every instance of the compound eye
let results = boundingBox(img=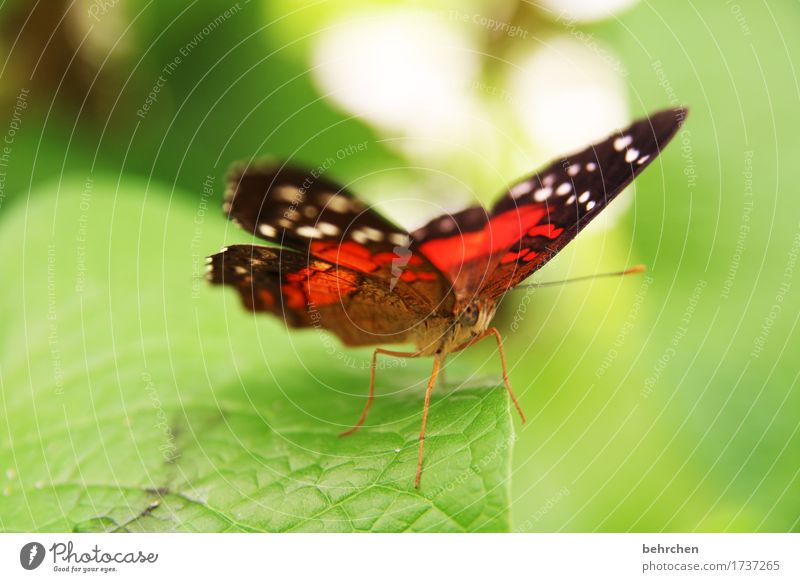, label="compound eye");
[462,304,479,325]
